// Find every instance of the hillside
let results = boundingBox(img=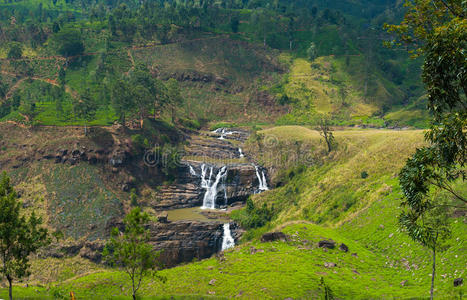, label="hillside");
[0,0,428,128]
[1,127,464,299]
[1,0,465,299]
